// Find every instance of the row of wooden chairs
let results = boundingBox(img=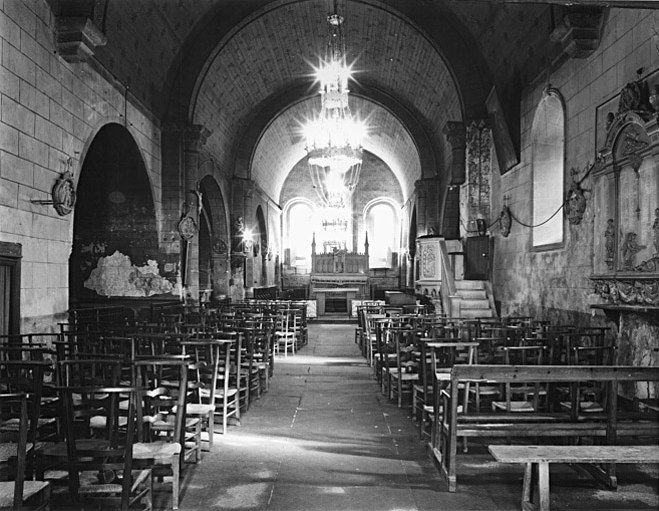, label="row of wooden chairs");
[0,300,310,509]
[355,313,616,442]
